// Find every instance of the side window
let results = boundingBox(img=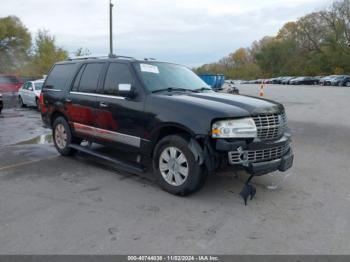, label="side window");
[78,63,104,93]
[23,83,29,90]
[103,63,134,96]
[71,64,86,92]
[44,63,78,91]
